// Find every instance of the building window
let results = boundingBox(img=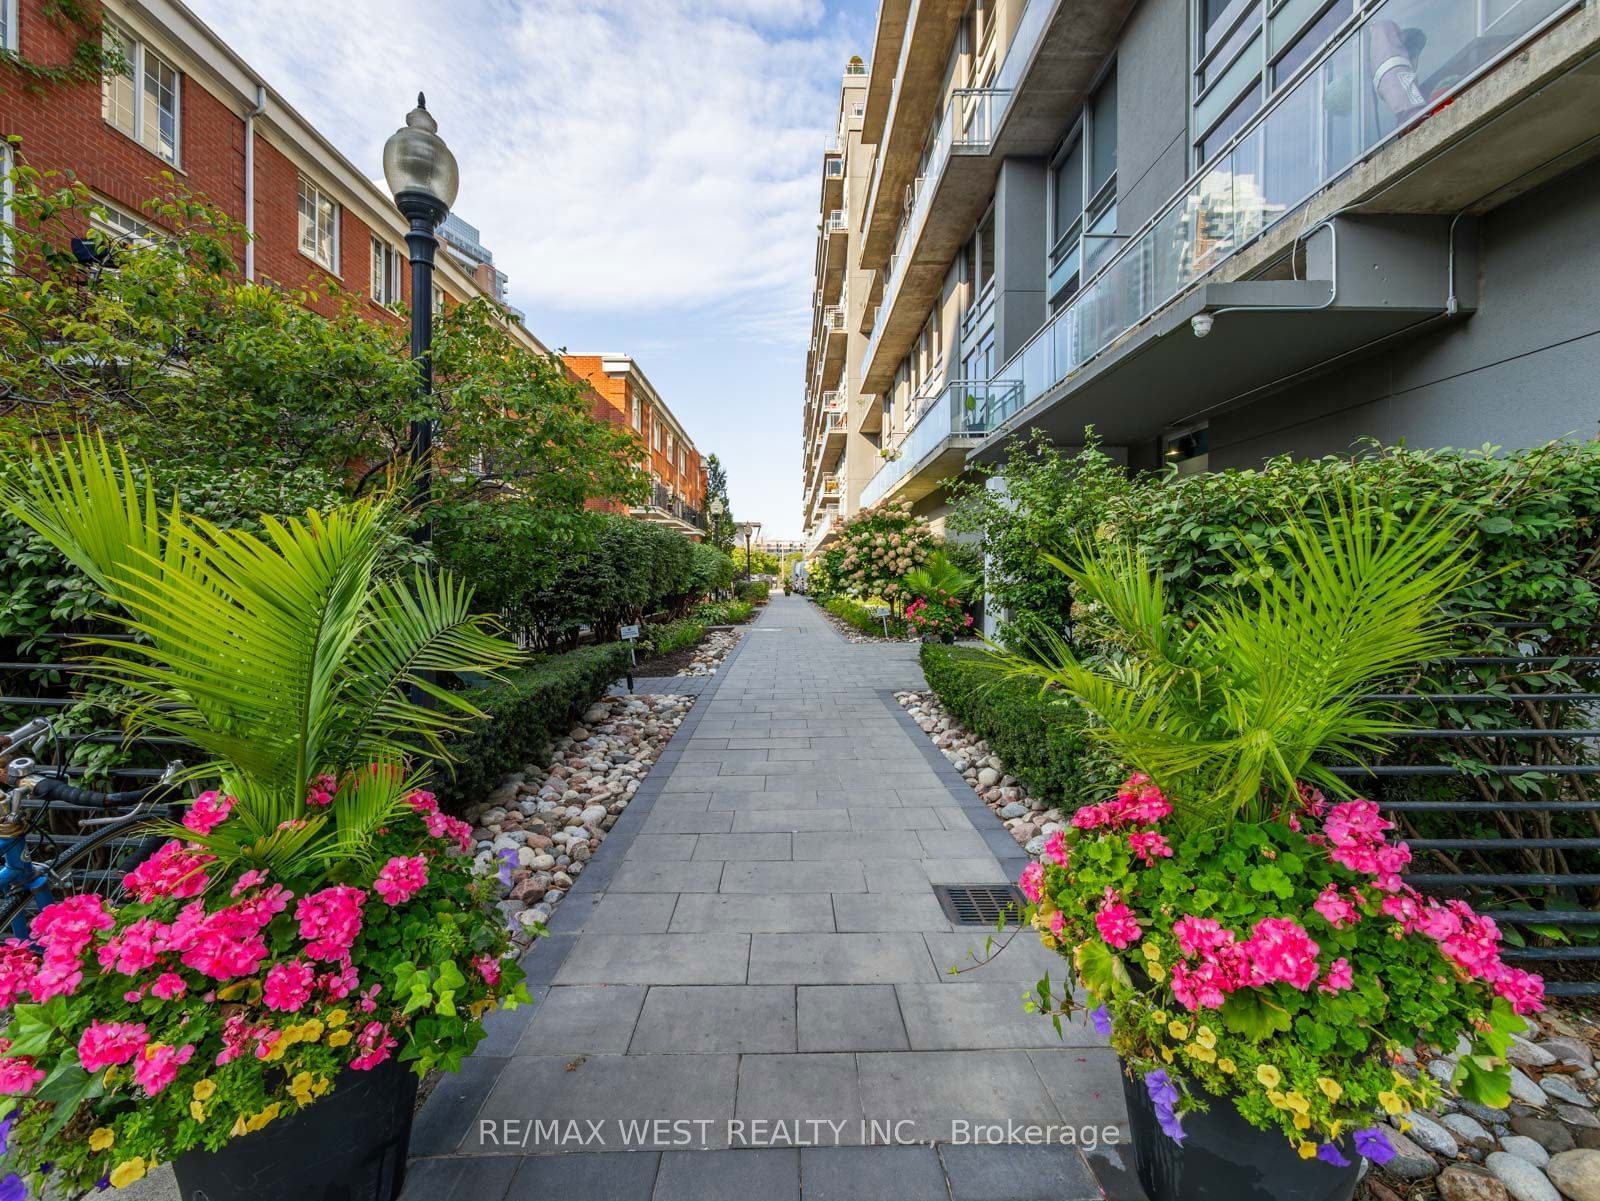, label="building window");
[1162,424,1210,475]
[370,238,402,305]
[1048,66,1118,306]
[654,420,664,452]
[102,23,181,165]
[0,142,13,269]
[631,396,642,431]
[1,0,17,53]
[432,283,445,315]
[296,177,339,271]
[90,196,157,248]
